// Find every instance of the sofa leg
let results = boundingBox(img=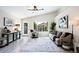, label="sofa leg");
[70,48,74,51]
[57,44,62,47]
